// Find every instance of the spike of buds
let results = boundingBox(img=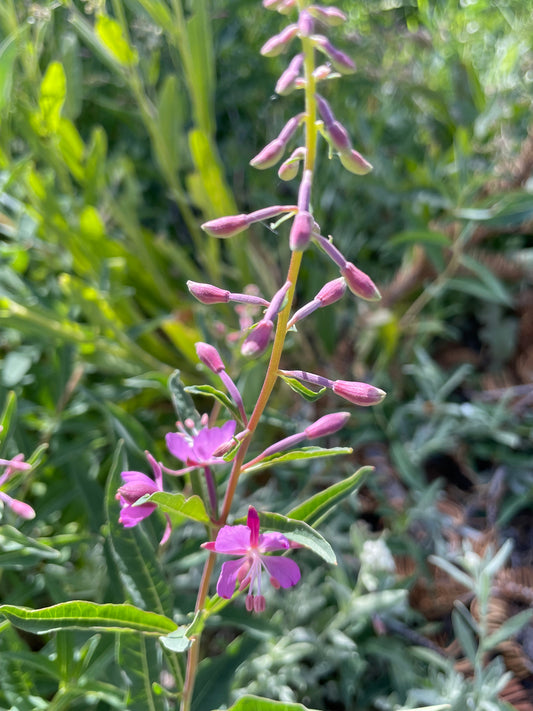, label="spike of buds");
[260,24,298,57]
